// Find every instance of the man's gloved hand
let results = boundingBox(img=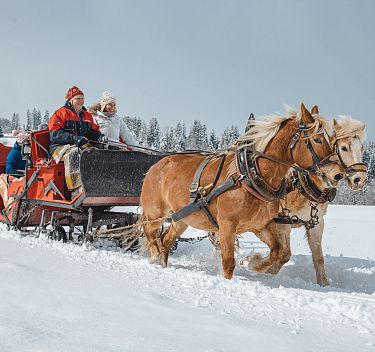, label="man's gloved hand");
[76,136,89,146]
[98,135,108,143]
